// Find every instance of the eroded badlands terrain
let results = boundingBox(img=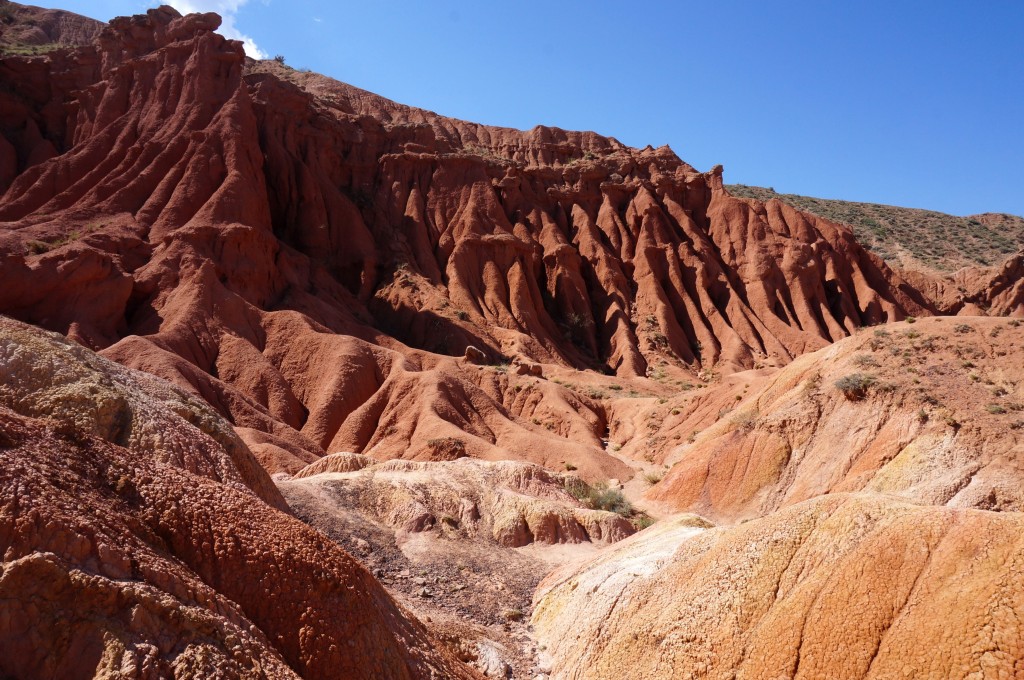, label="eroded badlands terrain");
[1,3,1023,678]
